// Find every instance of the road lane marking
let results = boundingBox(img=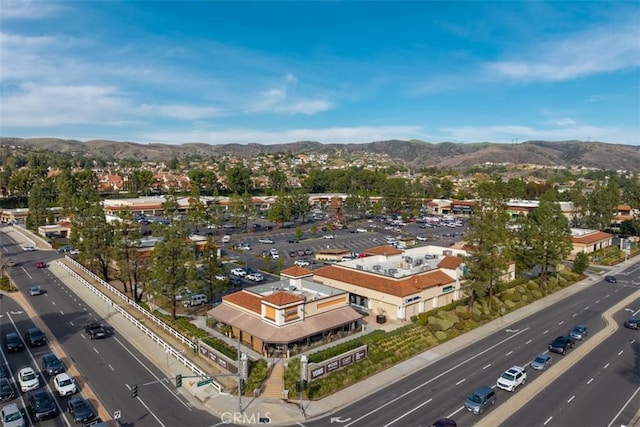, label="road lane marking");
[126,384,166,427]
[455,379,465,385]
[543,329,549,334]
[343,327,531,427]
[606,384,640,427]
[543,416,553,425]
[93,347,99,354]
[587,378,593,384]
[483,364,491,369]
[558,321,564,325]
[604,363,610,369]
[572,313,577,317]
[525,340,532,344]
[505,351,513,356]
[617,350,623,356]
[382,398,432,427]
[567,395,575,403]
